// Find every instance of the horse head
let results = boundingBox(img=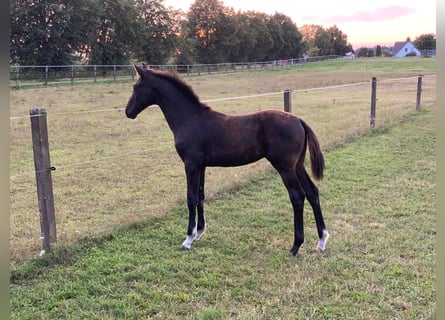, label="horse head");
[125,64,157,119]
